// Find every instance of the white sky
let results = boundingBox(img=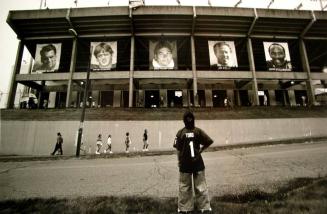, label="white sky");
[0,0,325,107]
